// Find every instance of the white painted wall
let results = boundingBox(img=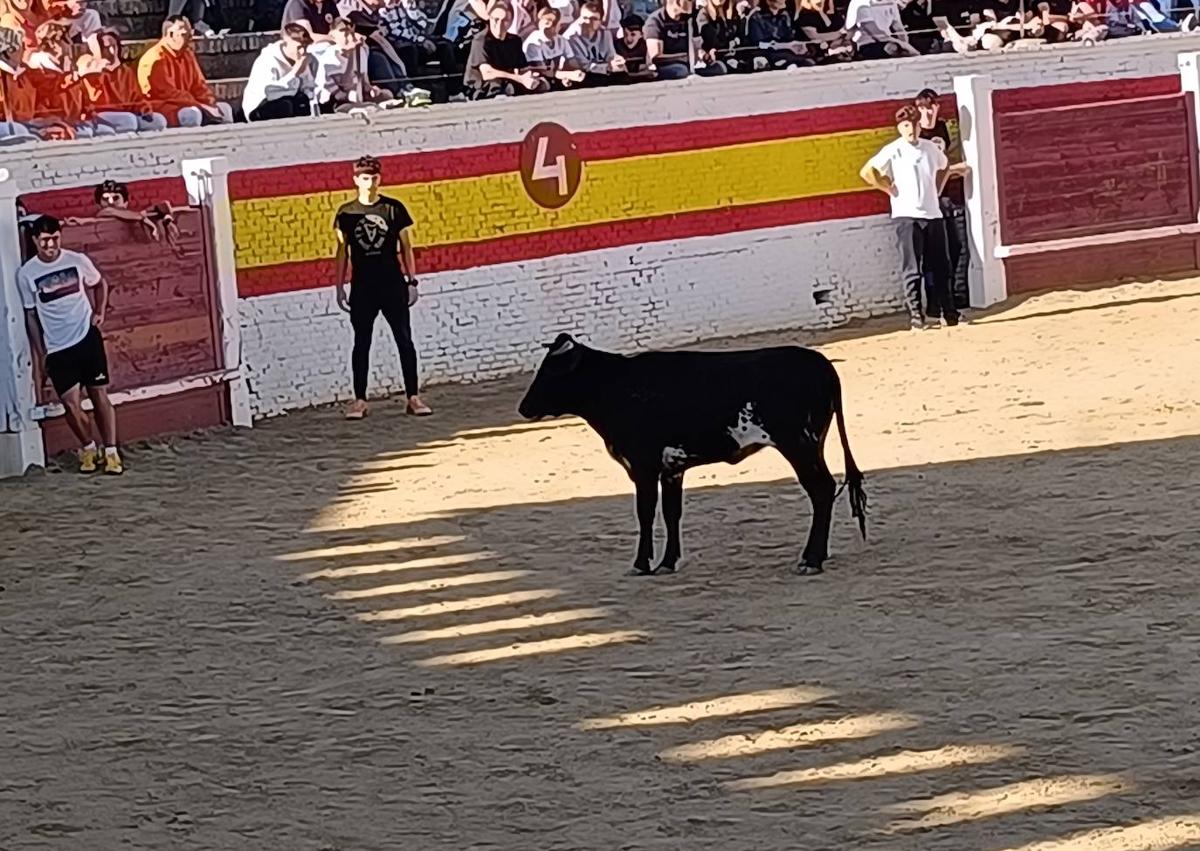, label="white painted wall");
[1,36,1192,425]
[239,217,900,415]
